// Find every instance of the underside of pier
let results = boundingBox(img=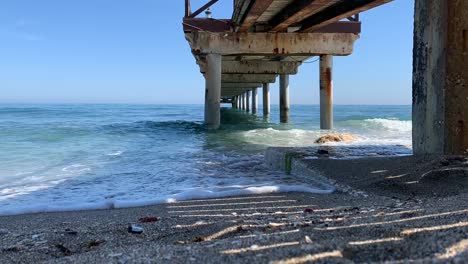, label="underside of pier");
[183,0,393,130]
[182,0,467,155]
